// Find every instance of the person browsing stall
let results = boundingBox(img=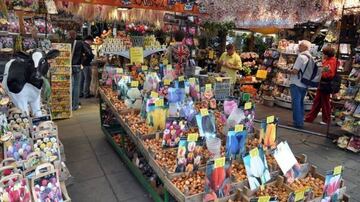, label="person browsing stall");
[288,40,314,129]
[218,44,242,84]
[305,46,338,125]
